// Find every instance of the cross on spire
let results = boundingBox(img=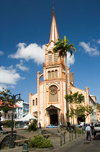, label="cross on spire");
[52,2,54,9]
